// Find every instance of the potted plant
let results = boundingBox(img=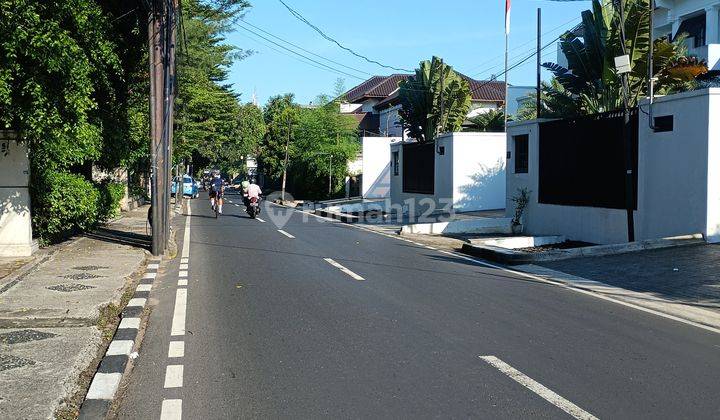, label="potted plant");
[511,187,531,234]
